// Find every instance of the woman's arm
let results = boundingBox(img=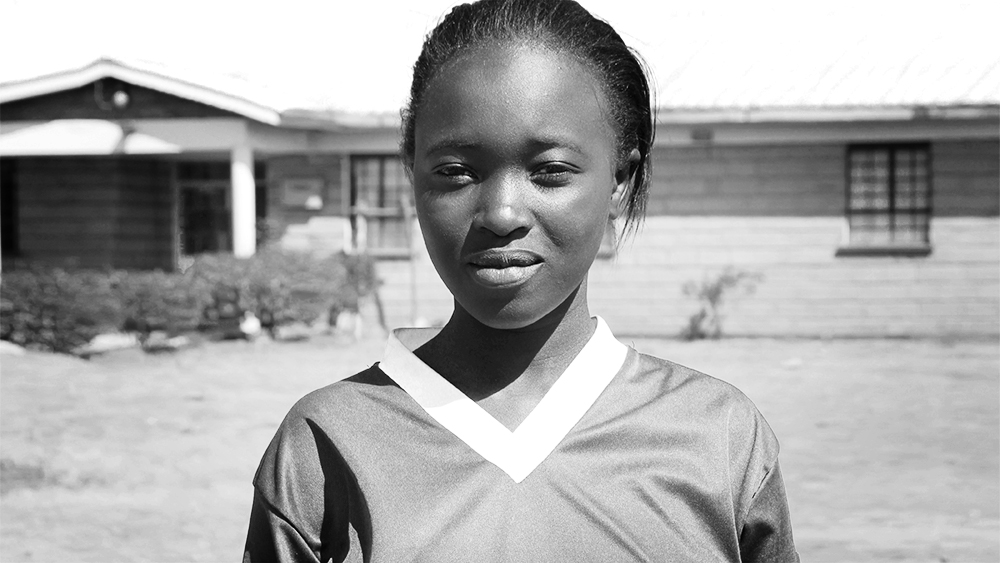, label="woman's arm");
[243,411,364,563]
[244,489,324,563]
[738,461,799,562]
